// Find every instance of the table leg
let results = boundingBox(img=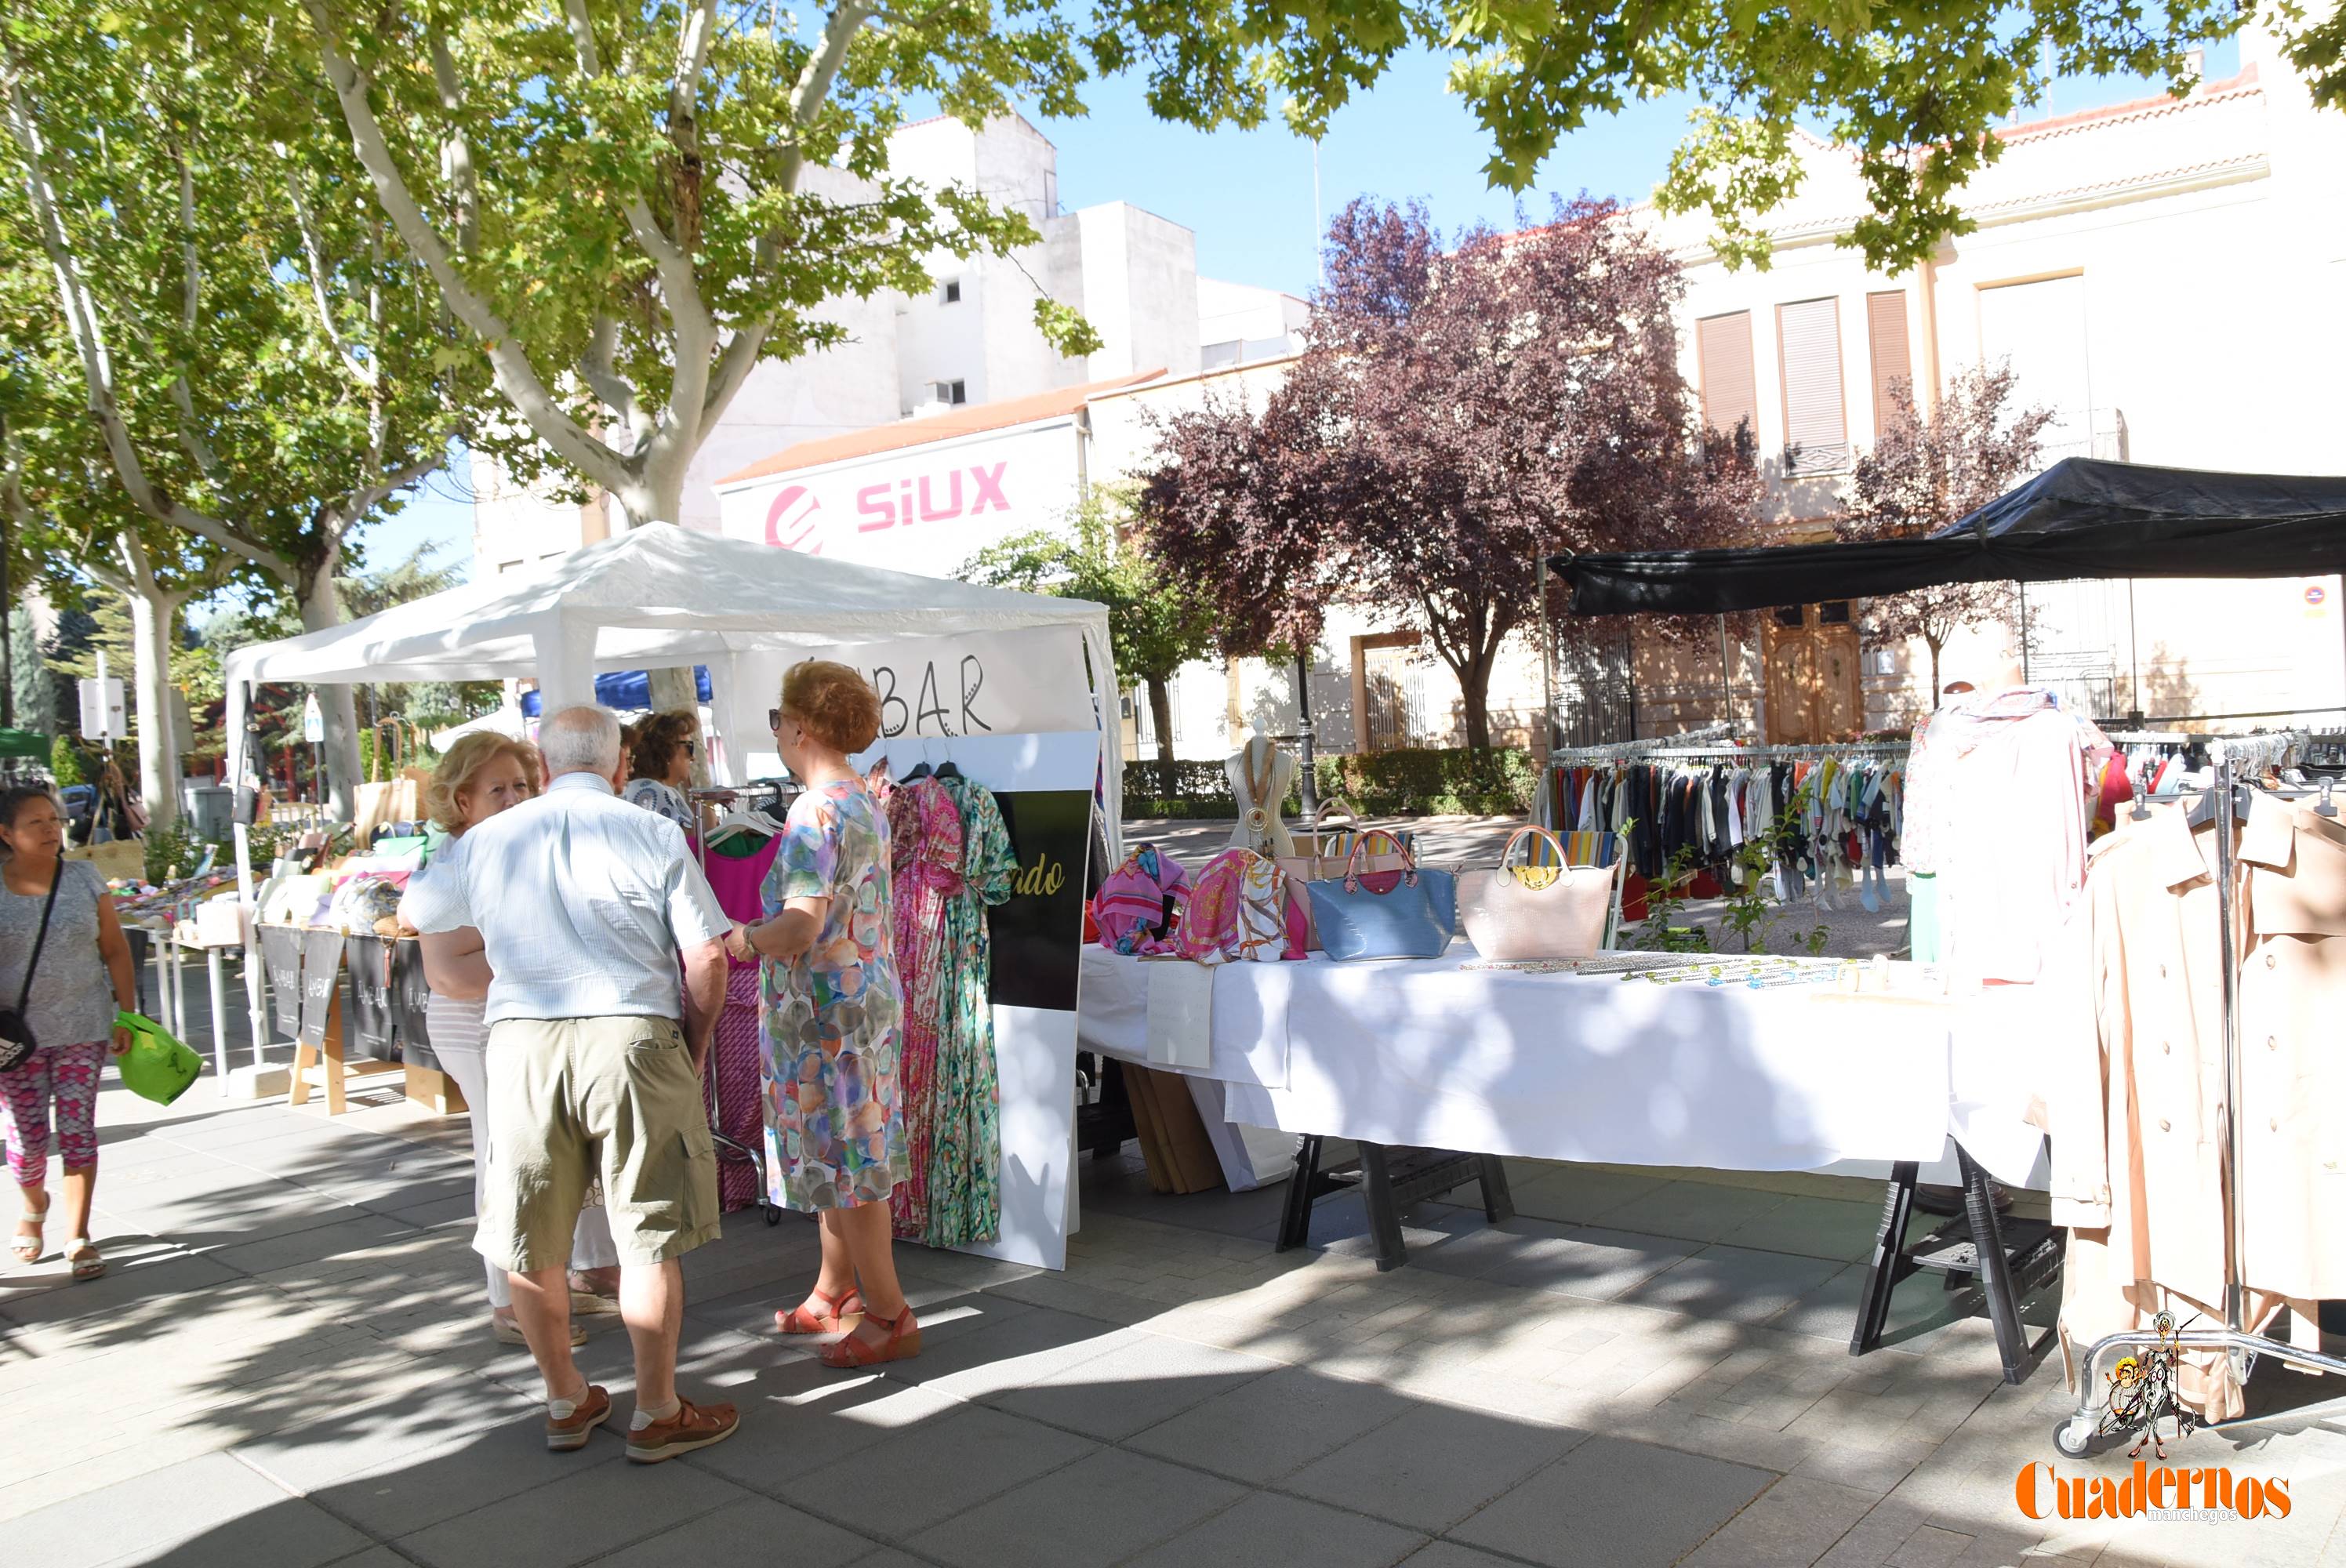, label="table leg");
[1356,1143,1408,1272]
[1276,1135,1324,1253]
[1959,1147,2030,1384]
[1850,1160,1919,1358]
[169,934,189,1041]
[1476,1156,1515,1225]
[206,948,229,1095]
